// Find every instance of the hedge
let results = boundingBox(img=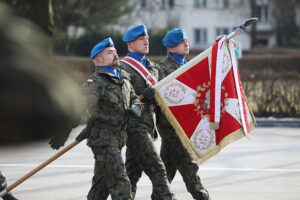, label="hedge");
[54,52,300,117]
